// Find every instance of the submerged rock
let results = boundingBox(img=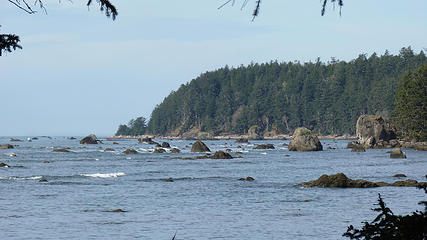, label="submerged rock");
[170,148,181,153]
[153,148,166,153]
[191,140,210,152]
[10,138,22,142]
[106,209,127,213]
[0,162,10,168]
[80,134,99,144]
[123,149,138,154]
[112,142,119,145]
[351,144,366,152]
[390,148,406,159]
[254,144,275,150]
[0,144,14,149]
[393,174,407,178]
[211,151,233,159]
[288,127,323,151]
[238,176,255,181]
[104,148,115,152]
[52,148,71,153]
